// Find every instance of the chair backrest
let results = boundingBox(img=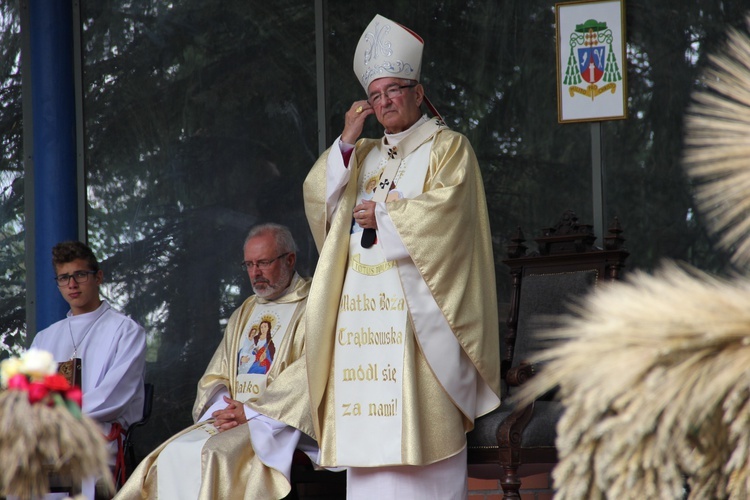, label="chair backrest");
[141,382,154,423]
[118,382,155,488]
[511,269,598,370]
[502,210,629,387]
